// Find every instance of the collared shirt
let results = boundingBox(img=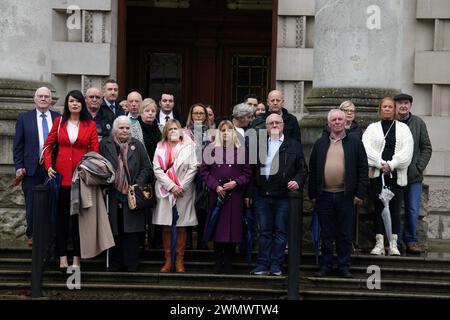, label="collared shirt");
[399,112,411,123]
[265,134,284,178]
[128,113,139,125]
[159,111,174,127]
[36,109,53,154]
[104,98,116,114]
